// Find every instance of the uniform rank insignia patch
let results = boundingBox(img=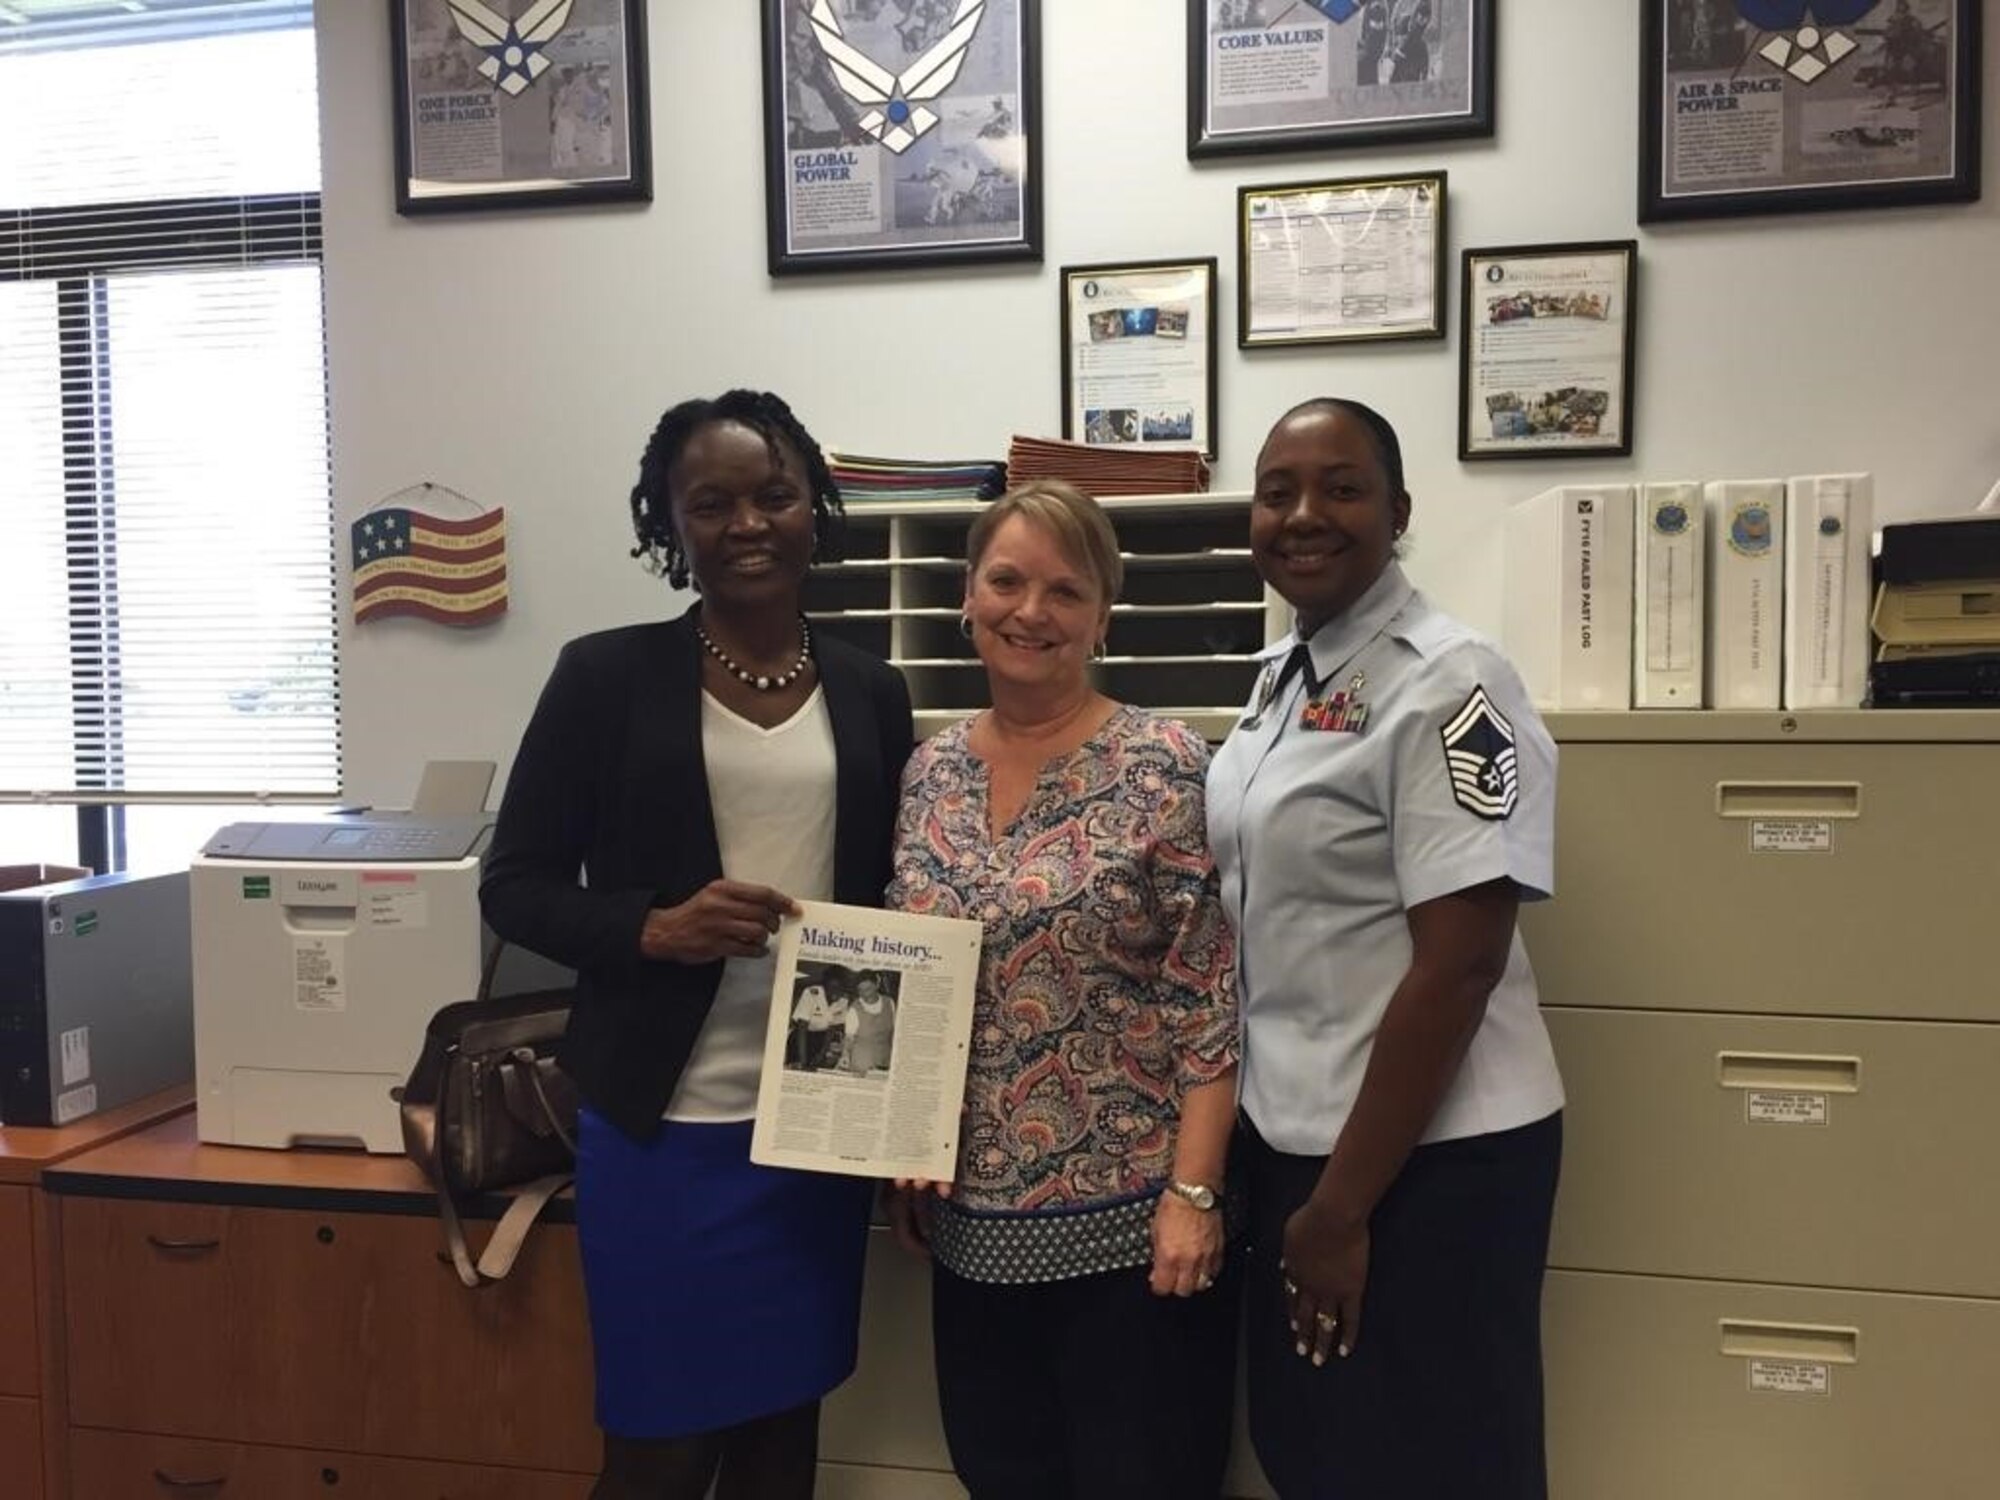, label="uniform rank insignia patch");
[1440,685,1518,821]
